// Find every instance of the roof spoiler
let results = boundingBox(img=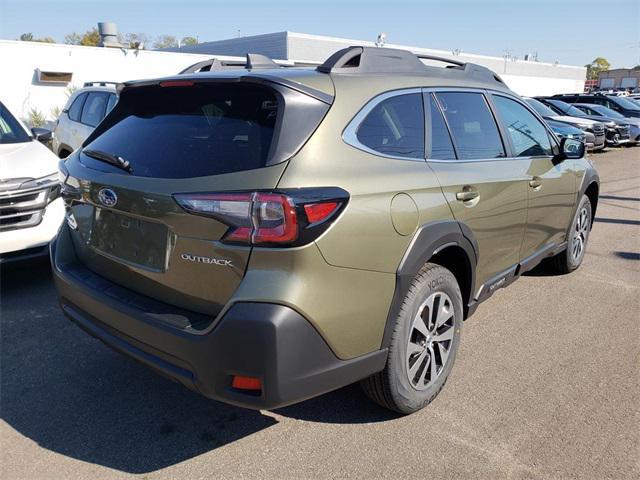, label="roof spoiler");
[316,46,505,85]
